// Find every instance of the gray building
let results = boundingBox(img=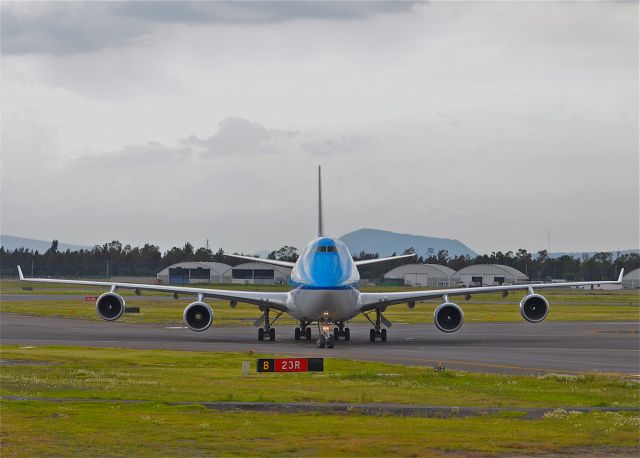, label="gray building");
[452,264,528,286]
[622,268,640,289]
[157,262,232,285]
[231,262,292,285]
[383,264,455,287]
